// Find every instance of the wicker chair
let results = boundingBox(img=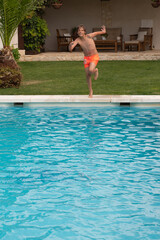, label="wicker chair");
[124,27,153,51]
[56,29,73,51]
